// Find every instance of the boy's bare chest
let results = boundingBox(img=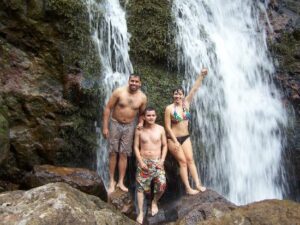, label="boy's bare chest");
[140,131,161,144]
